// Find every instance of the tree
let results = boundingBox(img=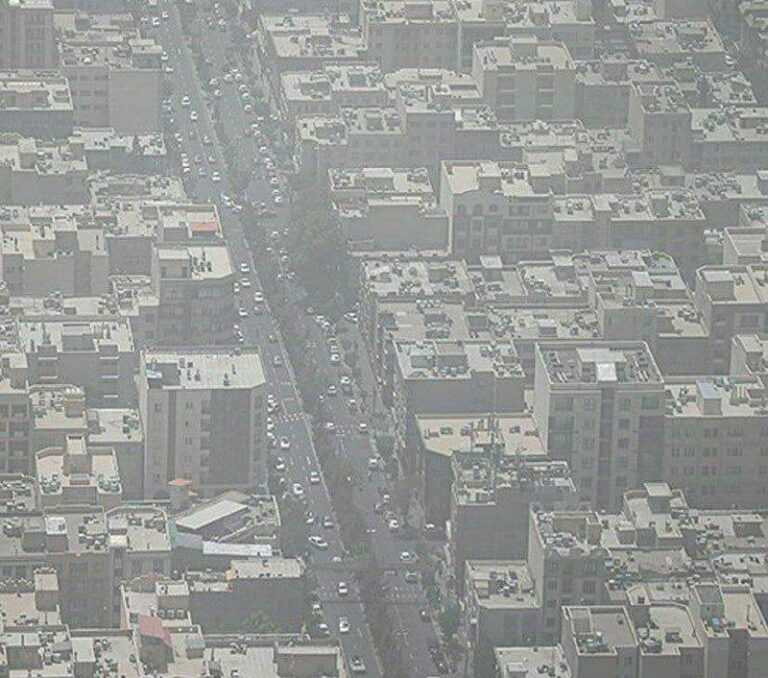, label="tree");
[287,183,343,305]
[438,600,461,641]
[247,610,280,634]
[279,496,308,557]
